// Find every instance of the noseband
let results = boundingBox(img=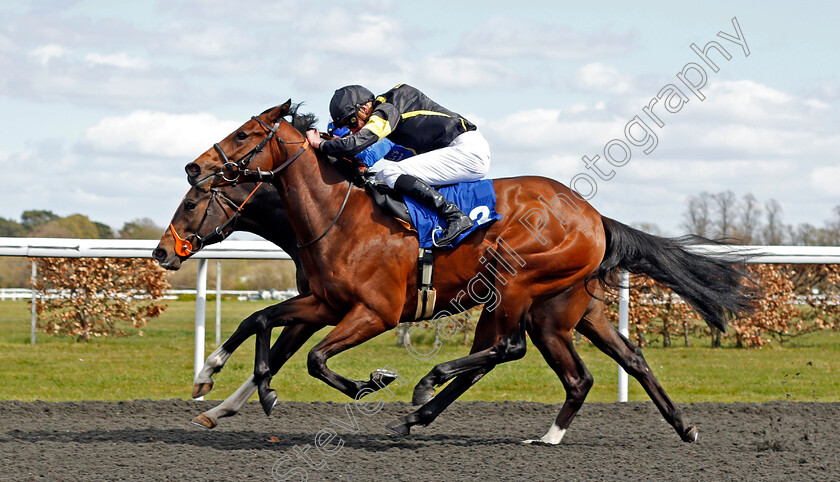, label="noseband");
[214,116,307,184]
[170,182,265,257]
[203,112,352,249]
